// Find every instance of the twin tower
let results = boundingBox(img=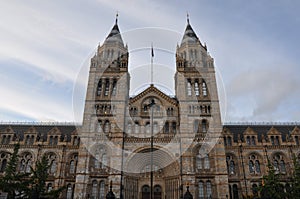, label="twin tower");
[74,16,229,199]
